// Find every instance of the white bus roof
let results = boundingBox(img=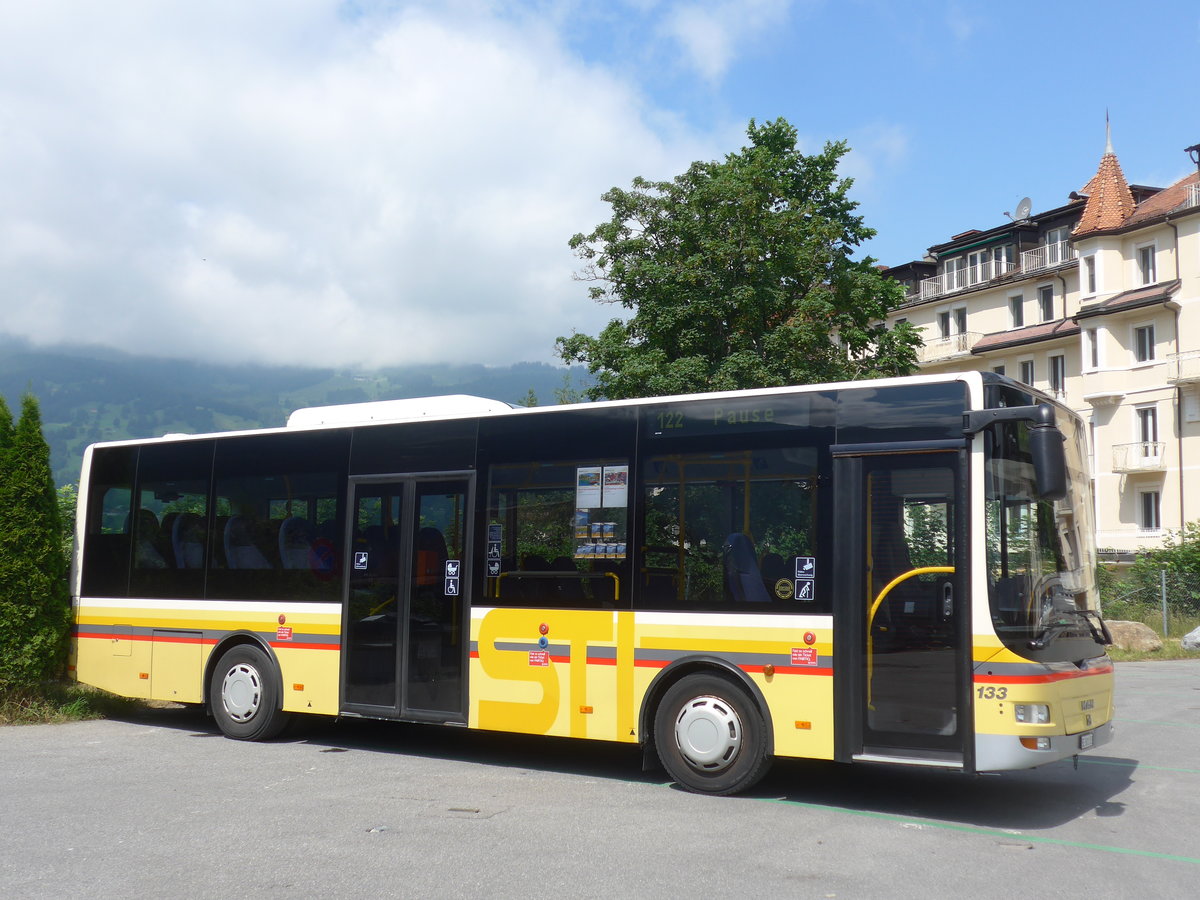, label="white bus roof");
[285,394,514,428]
